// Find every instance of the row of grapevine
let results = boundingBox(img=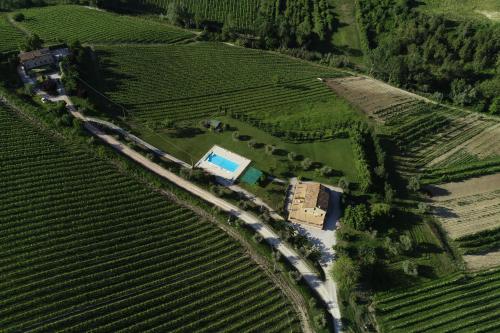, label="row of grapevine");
[0,14,24,53]
[373,101,499,178]
[375,268,500,332]
[16,5,194,44]
[87,43,345,134]
[0,104,301,332]
[124,0,260,31]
